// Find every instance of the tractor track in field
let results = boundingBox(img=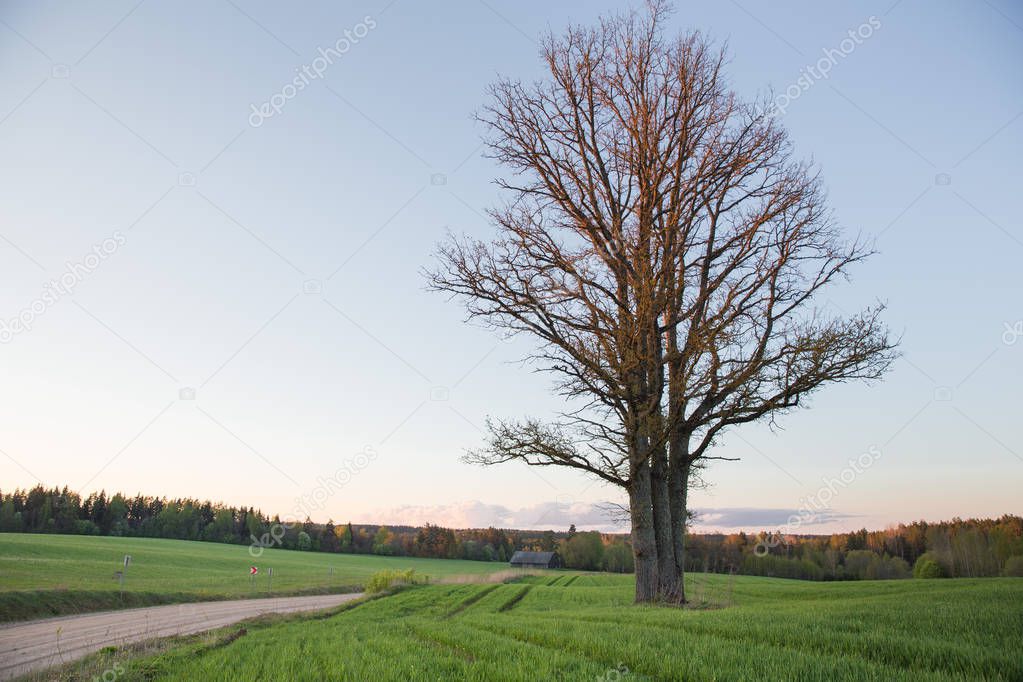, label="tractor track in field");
[444,584,502,618]
[497,585,533,612]
[0,592,363,681]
